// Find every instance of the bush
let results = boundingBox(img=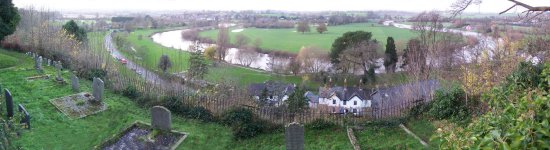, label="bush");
[306,119,335,130]
[184,106,213,122]
[407,100,431,118]
[122,85,140,99]
[428,85,469,121]
[232,121,266,140]
[84,69,107,80]
[221,107,253,126]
